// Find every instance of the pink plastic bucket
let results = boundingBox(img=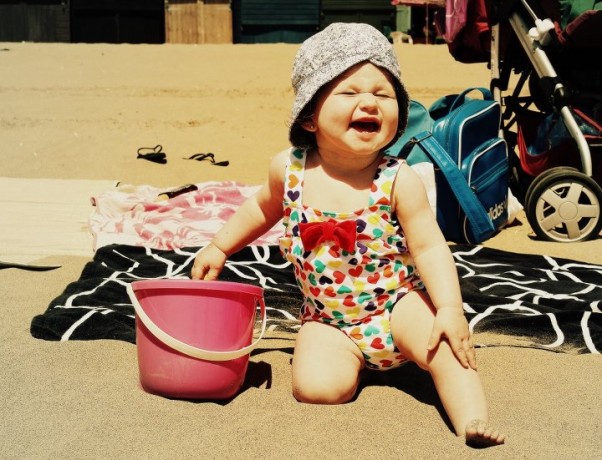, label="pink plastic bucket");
[127,279,266,400]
